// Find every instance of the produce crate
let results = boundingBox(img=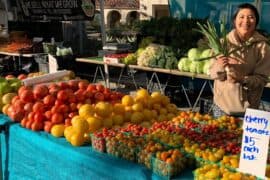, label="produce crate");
[91,134,106,153]
[105,137,118,156]
[137,149,153,169]
[106,135,145,162]
[151,155,187,179]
